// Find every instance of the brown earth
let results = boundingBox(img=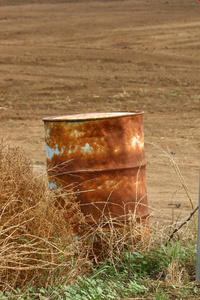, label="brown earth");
[0,0,199,226]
